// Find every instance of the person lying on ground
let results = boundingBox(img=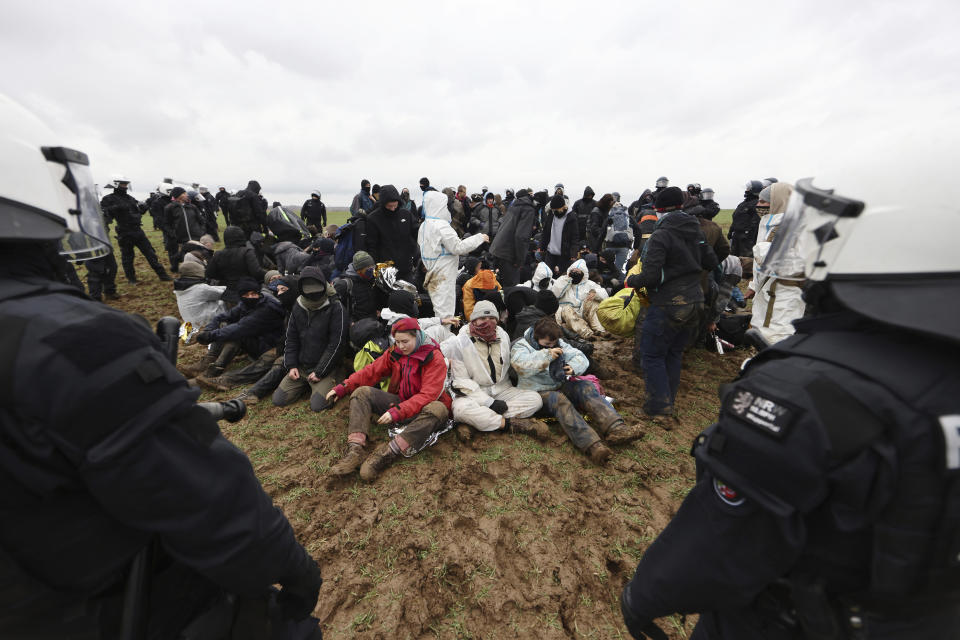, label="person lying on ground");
[552,258,609,339]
